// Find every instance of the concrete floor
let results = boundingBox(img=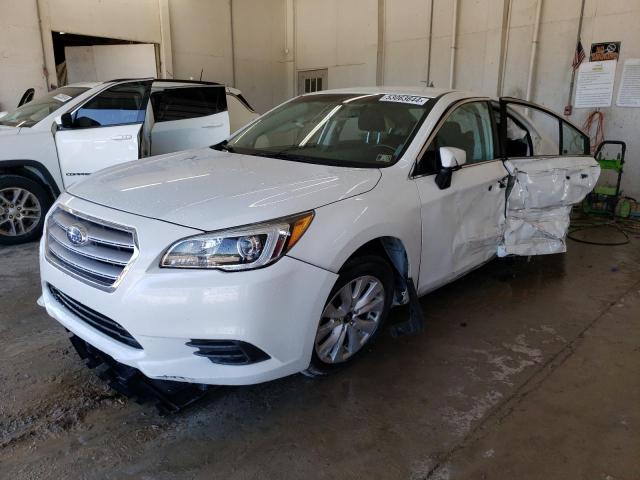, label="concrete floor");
[1,230,638,479]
